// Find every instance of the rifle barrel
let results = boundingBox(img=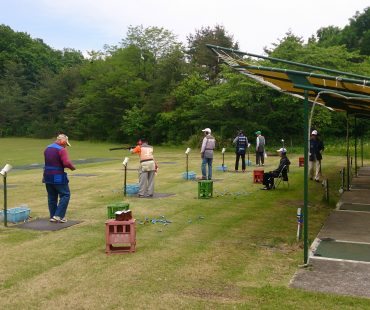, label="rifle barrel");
[109,146,135,151]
